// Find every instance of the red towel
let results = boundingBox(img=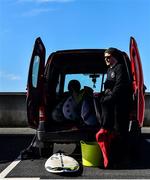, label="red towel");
[96,128,116,168]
